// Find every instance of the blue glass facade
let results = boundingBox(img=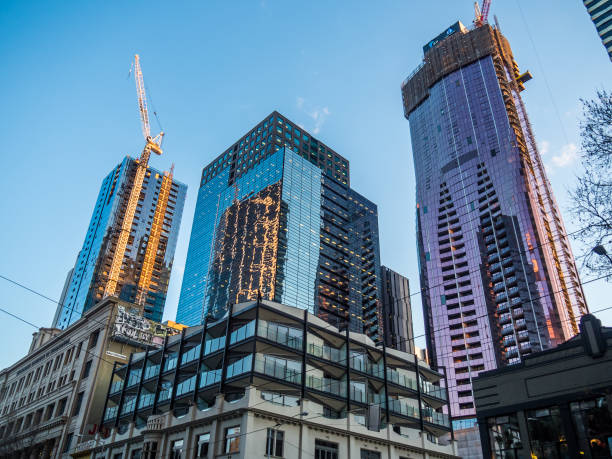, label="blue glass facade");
[53,156,187,329]
[402,23,588,425]
[177,113,383,339]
